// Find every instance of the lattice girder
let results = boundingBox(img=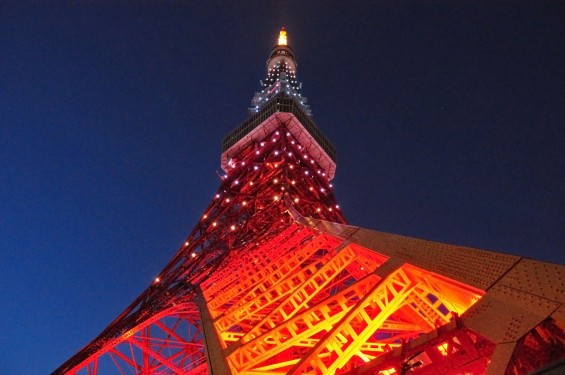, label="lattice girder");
[207,239,486,375]
[53,27,565,373]
[214,236,345,336]
[54,112,348,374]
[65,303,206,375]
